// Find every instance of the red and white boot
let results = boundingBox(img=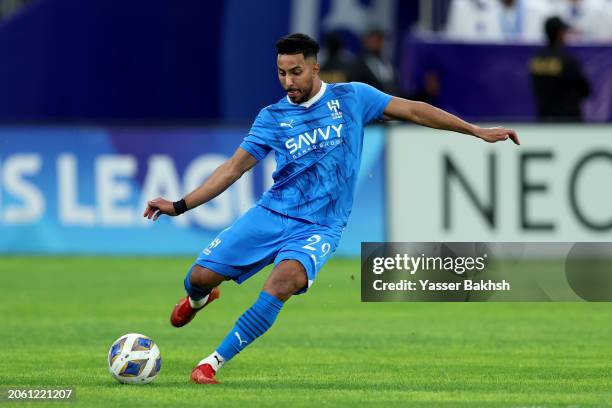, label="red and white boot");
[190,363,219,385]
[170,287,220,327]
